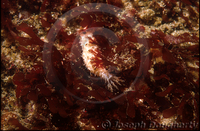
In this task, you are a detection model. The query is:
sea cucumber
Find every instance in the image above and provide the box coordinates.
[79,30,124,92]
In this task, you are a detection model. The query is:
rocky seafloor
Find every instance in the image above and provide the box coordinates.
[1,0,199,130]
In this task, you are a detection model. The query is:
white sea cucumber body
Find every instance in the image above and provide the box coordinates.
[79,32,122,92]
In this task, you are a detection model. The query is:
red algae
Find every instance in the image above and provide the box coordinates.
[1,0,199,130]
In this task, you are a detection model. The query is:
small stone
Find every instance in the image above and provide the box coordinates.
[138,9,155,22]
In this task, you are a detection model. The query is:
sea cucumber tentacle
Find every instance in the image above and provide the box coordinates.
[99,68,124,92]
[107,75,124,92]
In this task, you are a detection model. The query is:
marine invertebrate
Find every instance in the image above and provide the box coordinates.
[79,29,124,92]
